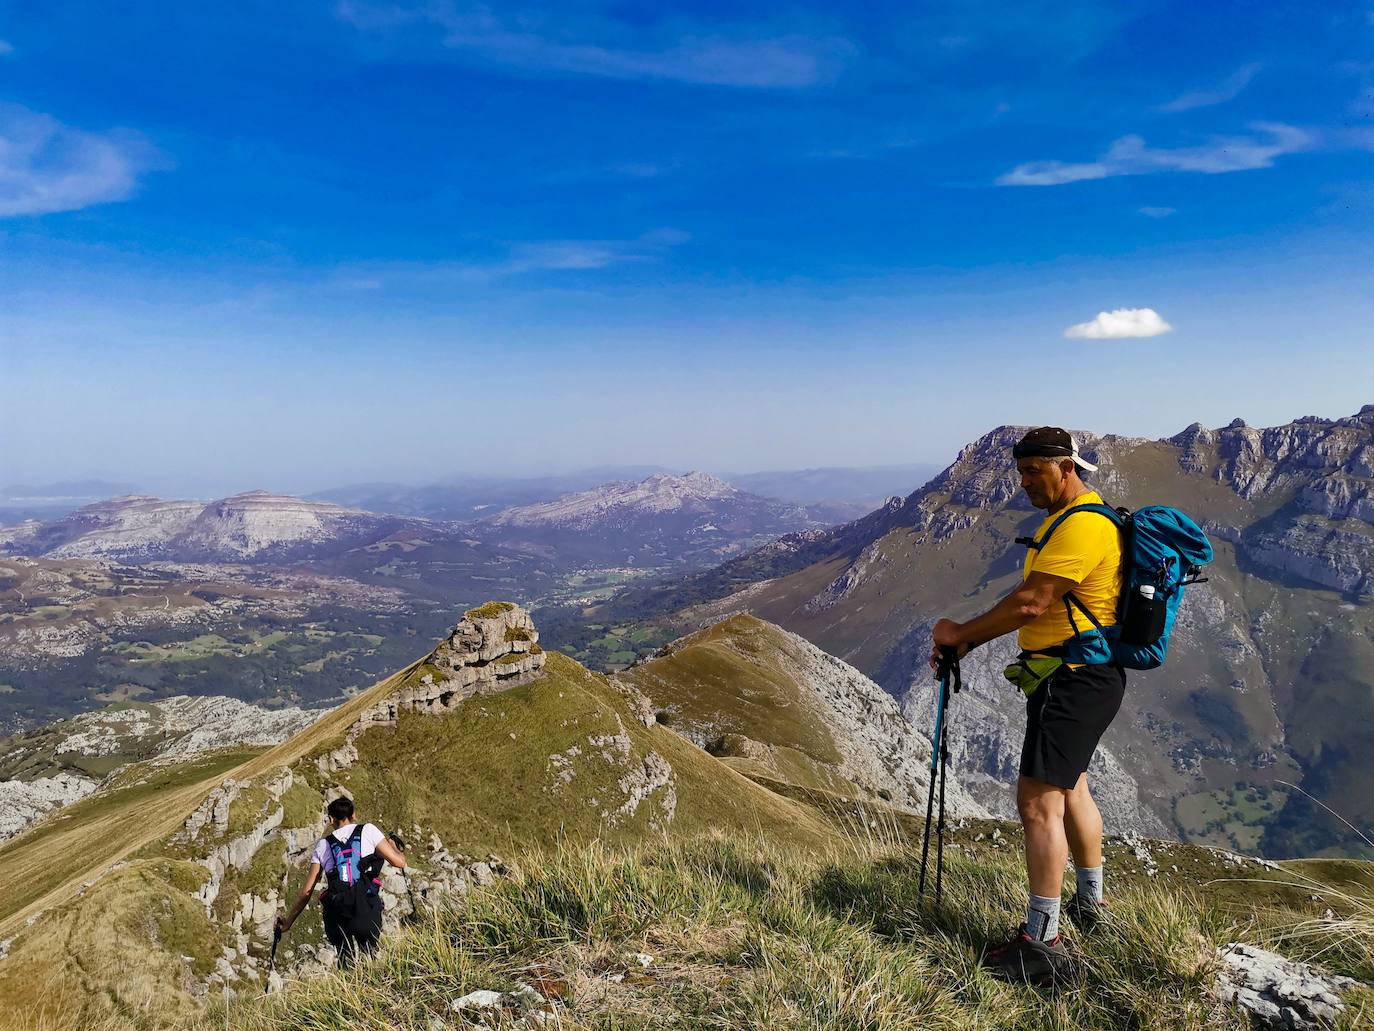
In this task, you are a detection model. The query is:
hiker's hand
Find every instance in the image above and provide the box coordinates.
[274,916,289,935]
[929,619,964,668]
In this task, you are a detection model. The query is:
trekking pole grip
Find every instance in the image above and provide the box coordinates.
[936,645,958,680]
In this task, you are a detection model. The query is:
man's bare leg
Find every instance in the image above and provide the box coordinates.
[1016,775,1069,940]
[1018,775,1069,896]
[1063,773,1102,868]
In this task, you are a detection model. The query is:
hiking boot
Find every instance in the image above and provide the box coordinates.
[981,924,1073,986]
[1065,893,1108,933]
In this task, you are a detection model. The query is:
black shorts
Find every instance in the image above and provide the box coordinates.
[1020,662,1126,789]
[323,894,384,969]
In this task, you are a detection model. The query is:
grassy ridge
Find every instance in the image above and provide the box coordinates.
[199,836,1374,1031]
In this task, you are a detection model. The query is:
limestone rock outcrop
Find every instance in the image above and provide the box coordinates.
[1214,942,1358,1029]
[320,603,546,773]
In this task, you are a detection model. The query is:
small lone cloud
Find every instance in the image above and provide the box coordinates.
[1138,206,1176,218]
[1064,308,1174,340]
[0,39,15,55]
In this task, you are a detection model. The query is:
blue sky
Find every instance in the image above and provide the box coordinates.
[2,1,1373,494]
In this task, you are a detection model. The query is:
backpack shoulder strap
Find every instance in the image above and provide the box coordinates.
[1016,503,1124,550]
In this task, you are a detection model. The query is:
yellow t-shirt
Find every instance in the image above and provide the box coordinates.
[1018,490,1123,653]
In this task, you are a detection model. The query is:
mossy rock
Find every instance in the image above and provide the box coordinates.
[466,601,516,620]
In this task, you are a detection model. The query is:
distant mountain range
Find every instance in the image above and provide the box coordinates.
[473,471,830,567]
[0,472,855,572]
[721,464,941,507]
[0,473,877,727]
[555,406,1374,858]
[312,464,935,522]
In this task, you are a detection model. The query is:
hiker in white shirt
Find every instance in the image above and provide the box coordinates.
[275,796,406,968]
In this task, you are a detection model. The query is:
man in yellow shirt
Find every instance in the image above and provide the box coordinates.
[930,426,1124,985]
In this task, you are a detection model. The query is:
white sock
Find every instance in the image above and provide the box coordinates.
[1026,894,1060,941]
[1075,865,1103,904]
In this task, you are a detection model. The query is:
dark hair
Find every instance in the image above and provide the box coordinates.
[326,796,355,822]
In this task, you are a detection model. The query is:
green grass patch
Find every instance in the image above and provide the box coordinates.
[466,601,516,620]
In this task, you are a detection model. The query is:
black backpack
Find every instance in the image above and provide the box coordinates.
[322,824,384,915]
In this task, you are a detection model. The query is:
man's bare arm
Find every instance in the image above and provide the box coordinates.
[276,862,321,933]
[931,571,1078,661]
[375,834,406,870]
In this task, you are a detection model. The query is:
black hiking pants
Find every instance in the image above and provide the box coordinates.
[322,895,384,969]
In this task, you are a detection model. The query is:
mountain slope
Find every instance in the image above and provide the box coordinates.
[615,613,984,817]
[0,604,860,1028]
[0,695,319,843]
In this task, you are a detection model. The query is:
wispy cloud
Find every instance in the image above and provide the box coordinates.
[337,2,852,88]
[998,123,1311,187]
[0,104,156,217]
[0,39,14,56]
[1064,308,1173,340]
[1156,63,1261,113]
[333,229,689,288]
[1138,206,1176,218]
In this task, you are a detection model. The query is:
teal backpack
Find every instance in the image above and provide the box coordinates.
[1018,504,1214,670]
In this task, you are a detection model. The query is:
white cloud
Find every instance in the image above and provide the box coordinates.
[337,2,852,88]
[1156,63,1261,113]
[1138,206,1176,218]
[0,105,153,217]
[1064,308,1174,340]
[998,123,1310,187]
[0,39,14,55]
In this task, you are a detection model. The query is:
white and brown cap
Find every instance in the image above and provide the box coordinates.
[1012,426,1098,472]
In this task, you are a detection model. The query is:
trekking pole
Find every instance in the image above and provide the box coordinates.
[265,925,281,994]
[919,646,961,903]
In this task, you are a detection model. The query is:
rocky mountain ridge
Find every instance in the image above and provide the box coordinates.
[489,471,749,527]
